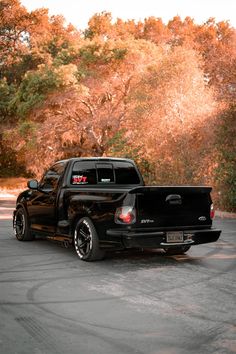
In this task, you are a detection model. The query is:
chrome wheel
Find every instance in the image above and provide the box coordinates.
[14,209,25,239]
[74,219,92,258]
[13,207,34,241]
[74,217,105,261]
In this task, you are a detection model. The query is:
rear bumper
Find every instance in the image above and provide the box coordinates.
[106,228,221,249]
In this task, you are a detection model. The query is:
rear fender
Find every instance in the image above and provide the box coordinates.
[68,205,93,236]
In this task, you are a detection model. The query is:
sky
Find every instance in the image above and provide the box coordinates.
[20,0,236,29]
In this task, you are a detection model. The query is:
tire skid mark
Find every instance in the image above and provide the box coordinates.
[1,216,236,353]
[22,287,236,349]
[0,271,108,282]
[50,318,145,354]
[1,296,121,306]
[186,324,228,349]
[182,312,236,332]
[0,258,80,272]
[0,248,199,274]
[24,282,146,354]
[1,240,234,293]
[145,262,236,297]
[5,243,232,343]
[117,242,236,297]
[3,220,236,324]
[25,279,154,335]
[210,284,236,297]
[0,264,81,274]
[2,302,159,337]
[16,316,62,353]
[1,229,231,273]
[22,295,163,337]
[23,241,235,301]
[0,251,61,258]
[22,260,235,336]
[142,260,236,298]
[50,321,194,352]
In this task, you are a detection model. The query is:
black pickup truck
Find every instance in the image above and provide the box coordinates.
[13,157,221,261]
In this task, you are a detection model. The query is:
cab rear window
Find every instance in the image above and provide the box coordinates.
[71,161,141,185]
[71,161,96,185]
[114,161,141,184]
[96,164,115,183]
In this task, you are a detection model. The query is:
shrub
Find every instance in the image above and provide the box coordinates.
[10,67,62,118]
[215,105,236,211]
[0,79,16,121]
[107,129,155,184]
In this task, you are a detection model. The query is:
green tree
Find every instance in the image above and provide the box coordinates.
[215,105,236,211]
[10,66,62,118]
[0,79,16,120]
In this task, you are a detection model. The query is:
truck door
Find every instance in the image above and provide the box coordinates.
[28,162,66,234]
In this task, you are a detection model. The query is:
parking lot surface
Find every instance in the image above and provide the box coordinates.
[0,198,236,354]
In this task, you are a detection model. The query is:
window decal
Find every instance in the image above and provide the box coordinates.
[72,175,88,184]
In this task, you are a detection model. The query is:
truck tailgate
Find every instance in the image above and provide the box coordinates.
[130,186,212,228]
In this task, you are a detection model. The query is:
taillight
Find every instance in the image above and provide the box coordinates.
[210,204,215,219]
[115,206,136,224]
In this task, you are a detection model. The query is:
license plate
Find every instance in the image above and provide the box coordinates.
[166,231,183,243]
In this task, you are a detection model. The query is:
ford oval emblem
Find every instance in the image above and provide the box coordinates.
[198,216,206,221]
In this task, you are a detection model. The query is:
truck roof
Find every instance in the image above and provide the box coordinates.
[56,157,135,164]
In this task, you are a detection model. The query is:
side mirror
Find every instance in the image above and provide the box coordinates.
[27,179,39,190]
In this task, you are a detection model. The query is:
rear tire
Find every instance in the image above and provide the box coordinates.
[74,217,105,261]
[13,207,34,241]
[164,245,191,255]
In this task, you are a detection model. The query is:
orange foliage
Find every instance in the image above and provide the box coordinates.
[0,2,235,204]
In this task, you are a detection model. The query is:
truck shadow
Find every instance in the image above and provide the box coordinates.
[105,248,200,265]
[21,236,224,270]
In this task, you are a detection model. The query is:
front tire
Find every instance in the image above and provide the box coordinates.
[74,217,105,261]
[13,207,34,241]
[164,245,191,255]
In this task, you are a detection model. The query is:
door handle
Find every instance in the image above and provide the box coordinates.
[165,194,182,205]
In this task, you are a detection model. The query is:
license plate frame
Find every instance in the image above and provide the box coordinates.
[166,231,184,243]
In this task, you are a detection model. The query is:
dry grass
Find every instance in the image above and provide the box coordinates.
[0,178,28,195]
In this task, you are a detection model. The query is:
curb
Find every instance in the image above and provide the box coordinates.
[0,193,16,199]
[215,210,236,219]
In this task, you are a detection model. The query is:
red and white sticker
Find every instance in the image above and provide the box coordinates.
[72,175,88,184]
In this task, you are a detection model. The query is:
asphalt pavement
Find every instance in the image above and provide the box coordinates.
[0,197,236,354]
